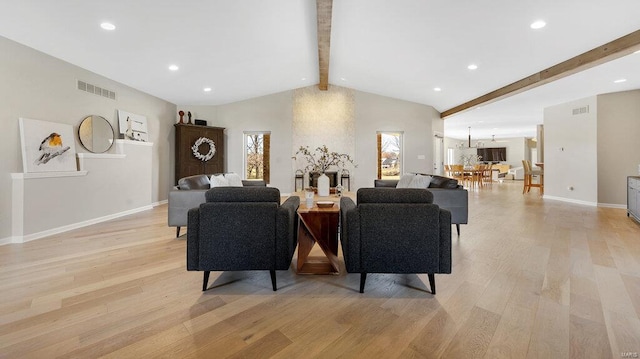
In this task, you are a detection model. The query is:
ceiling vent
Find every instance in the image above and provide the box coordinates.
[77,80,116,100]
[572,106,589,115]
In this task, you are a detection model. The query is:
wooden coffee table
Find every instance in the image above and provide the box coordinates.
[295,194,344,274]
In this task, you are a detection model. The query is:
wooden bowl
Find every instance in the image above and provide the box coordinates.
[316,201,334,208]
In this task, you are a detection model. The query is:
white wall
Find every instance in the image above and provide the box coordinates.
[597,90,640,206]
[544,96,598,205]
[183,90,294,192]
[181,87,438,193]
[444,136,529,169]
[353,91,438,190]
[12,141,153,241]
[0,36,176,243]
[0,34,441,242]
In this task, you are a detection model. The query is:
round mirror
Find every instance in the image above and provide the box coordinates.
[78,115,114,153]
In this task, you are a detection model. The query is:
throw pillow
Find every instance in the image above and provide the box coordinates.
[396,174,415,188]
[408,174,432,188]
[210,174,229,188]
[224,173,243,187]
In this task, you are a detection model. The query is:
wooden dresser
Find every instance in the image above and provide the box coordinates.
[174,123,225,184]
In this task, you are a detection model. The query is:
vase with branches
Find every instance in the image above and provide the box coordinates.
[293,145,357,174]
[460,153,482,167]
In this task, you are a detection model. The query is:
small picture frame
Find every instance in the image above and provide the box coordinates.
[117,109,149,141]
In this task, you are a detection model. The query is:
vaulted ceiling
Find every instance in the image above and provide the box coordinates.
[1,1,639,140]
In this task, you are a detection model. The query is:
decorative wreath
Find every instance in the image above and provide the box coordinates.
[191,137,216,162]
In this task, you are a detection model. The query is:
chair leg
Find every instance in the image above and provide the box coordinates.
[359,273,367,293]
[428,273,436,294]
[456,224,460,235]
[202,271,210,291]
[176,226,181,237]
[270,270,277,291]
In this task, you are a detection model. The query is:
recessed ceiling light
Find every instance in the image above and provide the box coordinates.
[340,77,347,81]
[467,64,478,70]
[168,64,179,71]
[614,78,627,83]
[433,87,442,92]
[100,22,116,31]
[530,20,546,29]
[301,77,306,81]
[203,87,212,92]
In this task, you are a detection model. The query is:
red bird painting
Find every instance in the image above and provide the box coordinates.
[35,132,70,165]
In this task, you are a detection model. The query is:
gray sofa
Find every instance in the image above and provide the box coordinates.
[340,188,452,293]
[168,174,266,237]
[374,174,468,235]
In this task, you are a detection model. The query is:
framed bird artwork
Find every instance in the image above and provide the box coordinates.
[19,118,78,173]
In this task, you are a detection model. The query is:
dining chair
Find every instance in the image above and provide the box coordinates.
[522,160,543,194]
[444,164,452,177]
[481,163,493,186]
[470,164,484,188]
[450,164,466,185]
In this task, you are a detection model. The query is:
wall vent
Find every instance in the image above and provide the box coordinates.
[77,80,116,100]
[572,105,589,115]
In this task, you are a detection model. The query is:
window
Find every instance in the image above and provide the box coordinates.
[377,132,402,179]
[244,132,270,183]
[447,148,455,165]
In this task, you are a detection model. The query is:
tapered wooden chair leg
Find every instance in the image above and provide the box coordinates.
[359,273,367,293]
[428,273,436,294]
[270,270,277,291]
[456,224,460,235]
[202,271,210,291]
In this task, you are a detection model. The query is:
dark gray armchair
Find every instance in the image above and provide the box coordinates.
[187,187,299,291]
[340,188,452,294]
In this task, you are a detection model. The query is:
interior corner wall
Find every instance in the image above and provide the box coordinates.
[597,90,640,206]
[543,96,598,205]
[0,35,176,241]
[353,90,436,190]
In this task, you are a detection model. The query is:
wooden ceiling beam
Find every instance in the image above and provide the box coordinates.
[316,0,333,91]
[441,29,640,119]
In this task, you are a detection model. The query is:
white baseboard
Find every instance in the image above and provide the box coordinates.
[153,199,168,207]
[0,236,14,246]
[597,203,627,209]
[543,195,597,207]
[8,205,154,245]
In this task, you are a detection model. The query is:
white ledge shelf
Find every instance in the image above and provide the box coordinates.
[11,171,88,180]
[115,139,153,147]
[77,153,126,159]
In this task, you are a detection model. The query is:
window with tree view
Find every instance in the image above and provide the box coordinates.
[244,132,270,183]
[377,132,402,179]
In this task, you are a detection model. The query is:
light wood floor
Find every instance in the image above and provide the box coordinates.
[1,181,639,358]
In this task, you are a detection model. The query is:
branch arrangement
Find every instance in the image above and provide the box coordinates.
[293,145,356,173]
